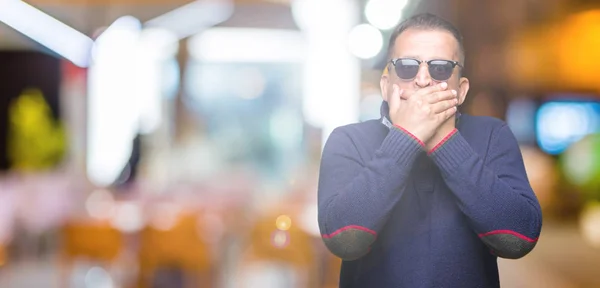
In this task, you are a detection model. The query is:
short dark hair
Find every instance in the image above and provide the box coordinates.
[386,13,465,64]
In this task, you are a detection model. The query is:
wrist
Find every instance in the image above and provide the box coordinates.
[393,124,426,147]
[426,127,457,152]
[426,133,444,151]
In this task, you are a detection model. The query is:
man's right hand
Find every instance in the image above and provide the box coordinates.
[389,82,458,144]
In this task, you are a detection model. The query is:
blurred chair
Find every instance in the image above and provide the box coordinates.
[237,210,318,288]
[0,243,6,268]
[136,212,214,288]
[59,220,125,287]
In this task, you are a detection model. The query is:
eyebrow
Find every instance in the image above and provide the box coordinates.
[398,55,421,59]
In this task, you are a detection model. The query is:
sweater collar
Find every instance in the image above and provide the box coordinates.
[379,101,462,129]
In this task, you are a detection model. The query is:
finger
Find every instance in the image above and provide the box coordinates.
[400,89,411,100]
[438,105,458,121]
[426,89,457,104]
[431,98,458,114]
[388,84,403,112]
[414,82,448,98]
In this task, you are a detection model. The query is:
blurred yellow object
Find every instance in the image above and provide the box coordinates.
[506,9,600,92]
[61,221,124,262]
[322,253,342,288]
[59,221,125,287]
[0,244,6,267]
[275,214,292,231]
[137,212,214,288]
[7,88,66,171]
[556,10,600,91]
[579,201,600,248]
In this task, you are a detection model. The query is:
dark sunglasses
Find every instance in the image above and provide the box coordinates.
[389,58,463,81]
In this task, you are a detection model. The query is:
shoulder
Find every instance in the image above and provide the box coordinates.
[458,114,509,138]
[333,119,383,137]
[458,114,518,155]
[324,119,386,154]
[459,114,506,130]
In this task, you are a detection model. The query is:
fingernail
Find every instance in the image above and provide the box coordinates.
[441,82,448,89]
[452,90,457,95]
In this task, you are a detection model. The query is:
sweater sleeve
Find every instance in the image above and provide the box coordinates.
[428,124,542,259]
[318,126,423,261]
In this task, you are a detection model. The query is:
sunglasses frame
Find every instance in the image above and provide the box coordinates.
[389,58,463,81]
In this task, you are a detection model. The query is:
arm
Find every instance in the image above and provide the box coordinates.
[429,124,542,259]
[318,125,423,261]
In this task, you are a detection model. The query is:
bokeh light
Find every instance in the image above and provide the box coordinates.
[149,202,181,231]
[110,202,144,233]
[536,102,600,155]
[275,215,292,231]
[364,0,408,30]
[561,133,600,199]
[580,201,600,248]
[348,24,383,59]
[520,146,559,211]
[271,230,290,249]
[85,189,116,220]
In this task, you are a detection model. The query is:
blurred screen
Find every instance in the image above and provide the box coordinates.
[536,96,600,155]
[506,98,538,145]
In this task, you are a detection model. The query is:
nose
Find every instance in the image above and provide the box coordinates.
[414,62,432,88]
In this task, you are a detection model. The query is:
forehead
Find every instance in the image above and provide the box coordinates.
[391,28,459,61]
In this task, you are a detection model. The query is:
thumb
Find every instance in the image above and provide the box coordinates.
[388,84,403,112]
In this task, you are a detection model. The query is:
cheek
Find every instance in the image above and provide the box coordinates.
[448,77,462,90]
[391,78,412,89]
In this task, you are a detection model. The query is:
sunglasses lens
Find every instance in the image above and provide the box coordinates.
[394,59,420,79]
[428,60,454,80]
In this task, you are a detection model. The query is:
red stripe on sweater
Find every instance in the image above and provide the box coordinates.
[478,230,538,243]
[393,125,425,147]
[428,128,458,155]
[322,225,377,239]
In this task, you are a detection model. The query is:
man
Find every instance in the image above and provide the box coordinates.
[317,13,542,287]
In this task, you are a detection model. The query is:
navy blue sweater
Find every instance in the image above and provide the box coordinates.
[317,102,542,287]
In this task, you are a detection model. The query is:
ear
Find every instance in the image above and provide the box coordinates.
[380,68,390,102]
[458,76,470,105]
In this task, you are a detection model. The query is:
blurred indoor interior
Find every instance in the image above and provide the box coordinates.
[1,0,600,287]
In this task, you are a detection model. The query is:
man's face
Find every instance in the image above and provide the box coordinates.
[381,28,469,105]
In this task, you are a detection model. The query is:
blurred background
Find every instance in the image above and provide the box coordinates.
[0,0,599,287]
